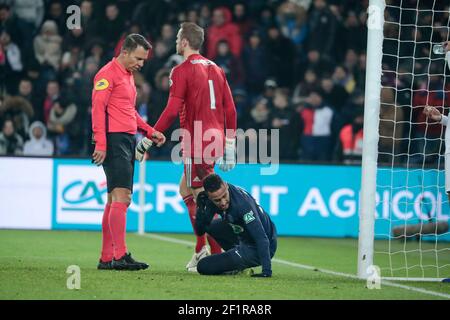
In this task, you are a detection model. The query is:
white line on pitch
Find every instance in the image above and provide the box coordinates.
[140,233,450,300]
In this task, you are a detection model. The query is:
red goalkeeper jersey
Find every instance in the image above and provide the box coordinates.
[91,58,155,151]
[154,53,237,158]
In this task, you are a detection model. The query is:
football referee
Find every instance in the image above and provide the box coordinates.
[91,34,166,271]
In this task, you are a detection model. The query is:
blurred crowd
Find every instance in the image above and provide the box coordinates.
[0,0,448,165]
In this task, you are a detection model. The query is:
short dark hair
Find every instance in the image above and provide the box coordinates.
[122,33,152,52]
[203,174,224,193]
[0,3,10,11]
[179,22,204,50]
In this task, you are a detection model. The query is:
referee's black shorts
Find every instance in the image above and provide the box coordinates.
[102,132,136,193]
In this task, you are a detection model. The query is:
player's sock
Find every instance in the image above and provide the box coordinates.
[183,194,206,253]
[109,202,128,260]
[207,234,222,254]
[100,203,113,262]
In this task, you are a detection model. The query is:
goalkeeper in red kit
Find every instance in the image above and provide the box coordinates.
[92,34,166,271]
[136,22,237,271]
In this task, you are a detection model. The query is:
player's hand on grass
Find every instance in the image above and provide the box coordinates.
[195,191,215,236]
[423,106,442,122]
[92,150,106,166]
[218,137,236,172]
[251,272,272,278]
[135,137,153,162]
[150,131,166,147]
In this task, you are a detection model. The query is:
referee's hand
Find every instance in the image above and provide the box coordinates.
[92,150,106,166]
[423,106,442,122]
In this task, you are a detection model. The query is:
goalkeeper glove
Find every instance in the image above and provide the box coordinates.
[135,137,153,162]
[218,137,236,172]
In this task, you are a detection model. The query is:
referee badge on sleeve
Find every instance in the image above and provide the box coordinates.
[95,78,110,91]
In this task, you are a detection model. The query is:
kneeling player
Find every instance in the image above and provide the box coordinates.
[194,174,277,277]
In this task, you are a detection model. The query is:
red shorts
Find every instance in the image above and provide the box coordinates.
[184,158,215,188]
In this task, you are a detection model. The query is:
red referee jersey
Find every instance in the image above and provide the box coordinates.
[154,53,237,158]
[91,58,155,151]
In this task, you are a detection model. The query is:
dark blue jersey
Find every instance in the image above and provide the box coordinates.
[217,184,277,274]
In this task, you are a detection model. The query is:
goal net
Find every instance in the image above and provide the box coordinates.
[359,0,450,281]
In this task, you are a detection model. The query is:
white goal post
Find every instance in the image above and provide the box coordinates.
[359,0,450,282]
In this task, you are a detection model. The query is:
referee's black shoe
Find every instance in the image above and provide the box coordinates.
[111,252,149,271]
[97,259,113,270]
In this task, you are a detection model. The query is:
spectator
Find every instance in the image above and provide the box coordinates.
[46,97,78,155]
[214,40,244,89]
[320,76,349,111]
[243,97,271,131]
[11,0,44,33]
[159,23,176,55]
[0,4,22,47]
[62,27,86,53]
[303,49,334,77]
[42,80,60,124]
[335,106,364,164]
[232,2,253,38]
[307,0,337,58]
[332,65,356,94]
[85,39,107,68]
[33,20,62,72]
[102,3,125,53]
[241,97,272,163]
[266,25,296,88]
[0,118,23,155]
[292,68,319,105]
[299,90,337,161]
[149,68,171,126]
[198,4,211,29]
[344,49,359,78]
[276,1,308,48]
[0,95,33,139]
[342,10,366,52]
[131,0,171,39]
[378,87,405,164]
[185,8,199,25]
[242,30,269,97]
[232,88,249,120]
[0,30,23,94]
[144,40,169,87]
[341,90,364,125]
[270,88,301,160]
[257,6,275,34]
[206,6,242,59]
[44,1,65,35]
[17,78,41,118]
[23,120,53,156]
[11,0,44,59]
[80,0,97,41]
[261,78,278,108]
[60,44,84,89]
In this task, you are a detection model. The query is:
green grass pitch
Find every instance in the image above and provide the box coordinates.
[0,230,449,300]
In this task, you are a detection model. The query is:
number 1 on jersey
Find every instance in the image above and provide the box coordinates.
[208,80,216,110]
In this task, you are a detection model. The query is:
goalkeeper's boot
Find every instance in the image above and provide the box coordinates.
[186,245,210,272]
[97,259,113,270]
[112,252,149,271]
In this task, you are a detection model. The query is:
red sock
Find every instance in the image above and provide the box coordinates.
[207,234,222,254]
[100,203,113,262]
[183,195,206,253]
[109,202,128,260]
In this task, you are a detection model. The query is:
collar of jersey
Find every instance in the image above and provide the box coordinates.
[186,53,202,61]
[112,57,131,75]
